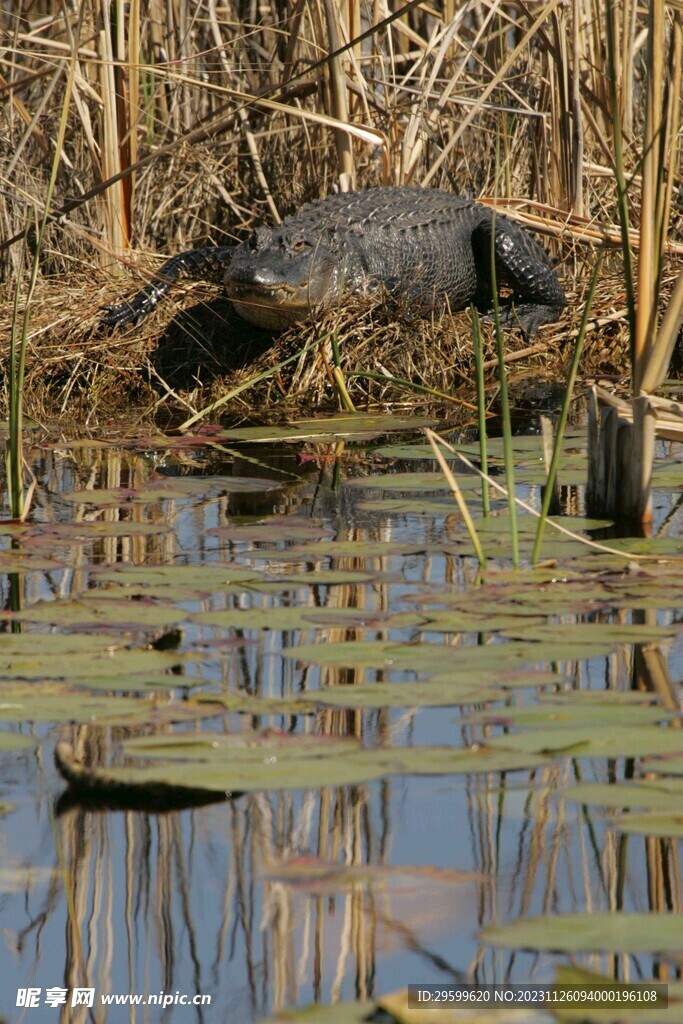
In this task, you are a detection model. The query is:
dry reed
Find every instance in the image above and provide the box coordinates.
[1,1,681,422]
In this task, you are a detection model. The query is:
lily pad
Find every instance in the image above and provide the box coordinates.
[207,518,333,543]
[315,679,506,708]
[500,622,680,644]
[482,912,683,953]
[0,690,155,724]
[486,725,683,759]
[94,564,264,590]
[465,705,675,729]
[565,780,683,810]
[345,472,481,492]
[378,988,553,1023]
[10,598,187,630]
[608,811,683,837]
[113,731,547,792]
[553,967,682,1023]
[0,645,182,680]
[192,606,401,631]
[0,731,35,750]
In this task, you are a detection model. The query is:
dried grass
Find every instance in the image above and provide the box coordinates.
[0,253,653,425]
[1,0,681,423]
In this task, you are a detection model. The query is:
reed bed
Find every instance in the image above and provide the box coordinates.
[1,0,682,422]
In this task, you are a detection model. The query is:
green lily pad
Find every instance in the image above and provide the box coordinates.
[608,811,683,837]
[10,598,187,630]
[0,690,154,723]
[315,680,506,708]
[566,780,683,810]
[113,731,546,793]
[207,518,333,543]
[358,497,480,516]
[482,912,683,953]
[284,639,616,673]
[94,564,264,591]
[554,966,682,1023]
[192,606,401,631]
[466,705,675,728]
[67,673,204,692]
[345,472,481,492]
[189,693,319,715]
[378,988,553,1023]
[0,731,35,750]
[486,725,683,759]
[501,622,680,644]
[0,645,182,680]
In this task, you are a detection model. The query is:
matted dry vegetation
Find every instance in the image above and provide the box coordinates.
[1,0,681,422]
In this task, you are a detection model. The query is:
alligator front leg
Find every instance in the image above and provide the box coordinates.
[100,246,235,329]
[472,213,565,335]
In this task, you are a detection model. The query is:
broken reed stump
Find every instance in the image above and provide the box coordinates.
[586,386,656,526]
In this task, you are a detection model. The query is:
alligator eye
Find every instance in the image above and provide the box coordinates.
[291,238,308,253]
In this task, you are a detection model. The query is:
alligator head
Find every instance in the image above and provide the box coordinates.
[225,226,342,329]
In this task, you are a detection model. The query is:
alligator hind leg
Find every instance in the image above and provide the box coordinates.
[100,246,235,329]
[472,213,565,335]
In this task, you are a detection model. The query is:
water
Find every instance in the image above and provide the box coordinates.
[0,419,681,1023]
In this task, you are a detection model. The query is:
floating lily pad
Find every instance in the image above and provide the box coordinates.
[259,540,440,560]
[284,639,615,673]
[207,517,333,542]
[0,731,35,750]
[67,672,203,692]
[0,552,66,572]
[500,622,680,644]
[358,497,482,516]
[421,612,547,633]
[314,680,506,708]
[371,443,461,461]
[0,689,154,724]
[565,780,683,810]
[465,704,675,729]
[62,486,190,506]
[0,644,182,680]
[553,966,682,1023]
[608,811,683,837]
[345,472,481,492]
[482,912,683,953]
[10,598,187,630]
[113,731,547,792]
[486,725,683,759]
[189,693,319,715]
[94,564,264,590]
[192,605,404,631]
[378,988,553,1024]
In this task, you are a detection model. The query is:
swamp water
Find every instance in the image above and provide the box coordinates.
[0,412,682,1023]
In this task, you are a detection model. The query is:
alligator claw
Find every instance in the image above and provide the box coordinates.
[99,302,144,331]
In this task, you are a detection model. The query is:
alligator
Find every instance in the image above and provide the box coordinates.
[101,186,564,336]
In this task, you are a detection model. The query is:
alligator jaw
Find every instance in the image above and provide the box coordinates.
[225,281,312,329]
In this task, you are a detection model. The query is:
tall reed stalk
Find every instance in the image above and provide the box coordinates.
[6,15,80,518]
[589,0,683,524]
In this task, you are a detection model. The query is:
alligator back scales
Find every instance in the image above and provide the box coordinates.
[101,187,564,335]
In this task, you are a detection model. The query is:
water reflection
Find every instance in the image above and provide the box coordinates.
[0,431,681,1021]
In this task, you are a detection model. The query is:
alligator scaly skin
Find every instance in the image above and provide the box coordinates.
[101,188,564,335]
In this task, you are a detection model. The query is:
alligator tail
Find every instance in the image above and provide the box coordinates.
[100,246,235,329]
